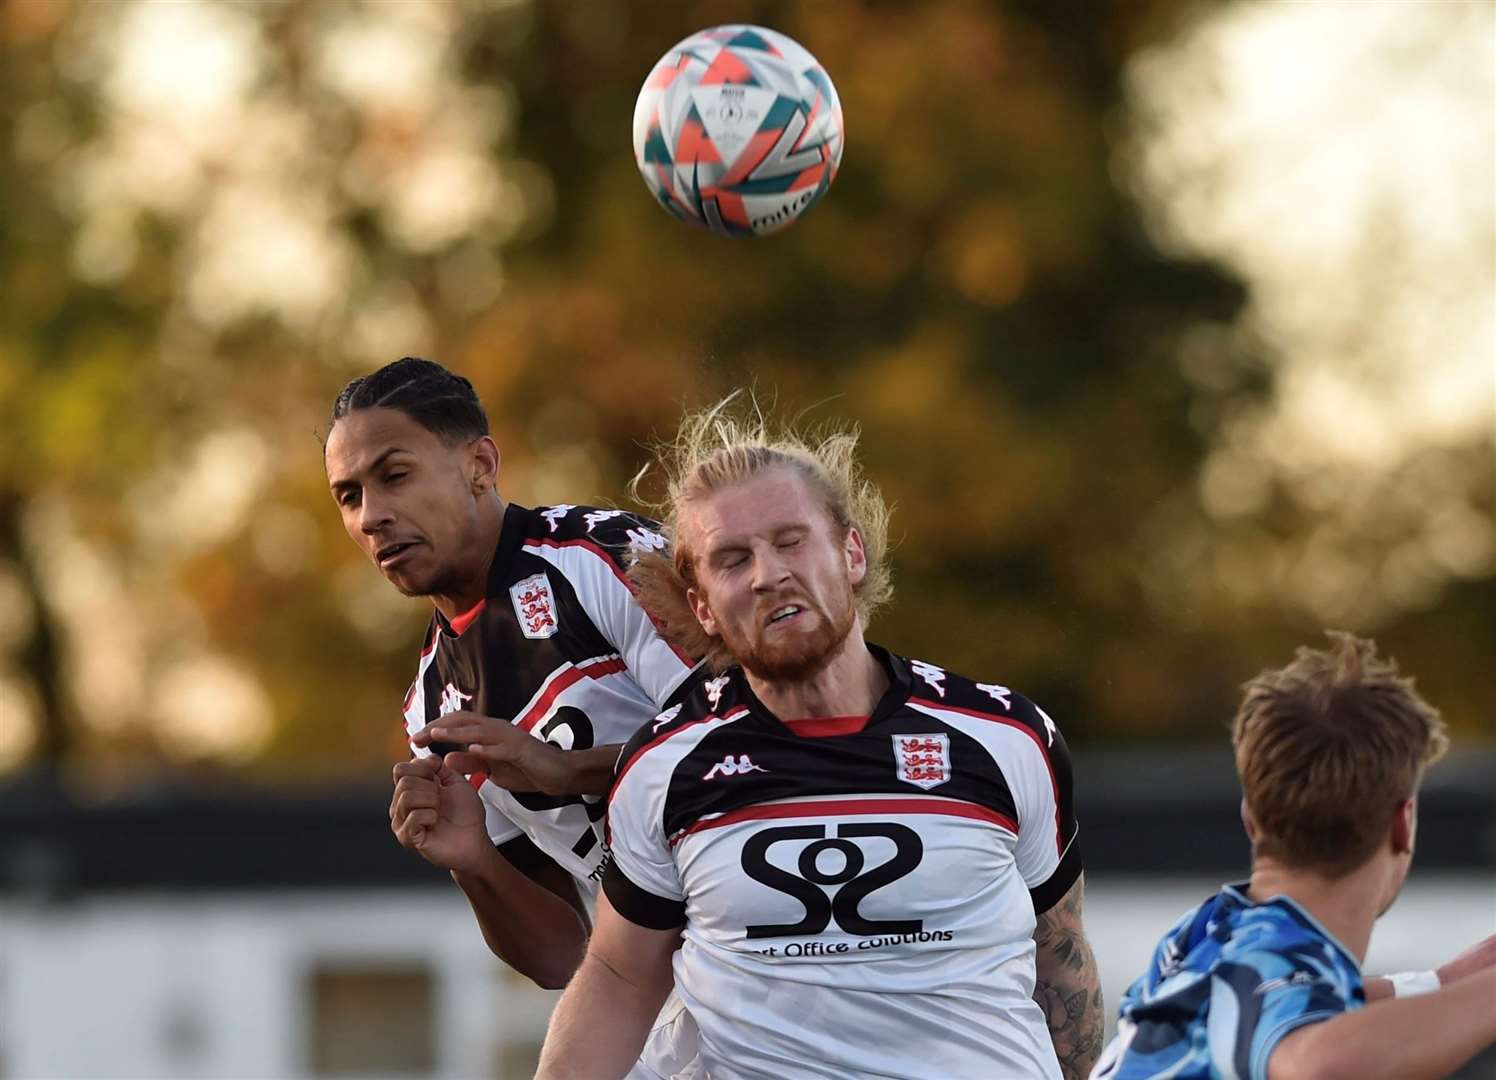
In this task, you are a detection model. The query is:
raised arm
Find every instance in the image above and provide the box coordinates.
[1032,872,1104,1080]
[1269,967,1496,1080]
[534,891,682,1080]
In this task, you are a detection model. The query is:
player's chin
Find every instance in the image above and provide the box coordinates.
[744,637,836,682]
[381,565,432,597]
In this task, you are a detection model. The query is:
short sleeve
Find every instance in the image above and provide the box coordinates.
[523,513,701,710]
[600,740,686,930]
[1206,947,1358,1080]
[592,536,702,709]
[1007,698,1082,913]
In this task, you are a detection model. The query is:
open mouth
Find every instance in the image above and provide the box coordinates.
[376,541,419,567]
[766,604,804,627]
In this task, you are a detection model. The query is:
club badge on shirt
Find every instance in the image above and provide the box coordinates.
[510,573,560,639]
[893,733,951,789]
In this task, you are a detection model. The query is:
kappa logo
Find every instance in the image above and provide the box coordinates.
[583,509,626,533]
[910,660,947,698]
[893,733,951,789]
[703,753,768,780]
[976,683,1012,710]
[704,675,730,711]
[651,704,683,732]
[438,682,472,717]
[509,573,560,639]
[540,505,576,533]
[627,527,668,553]
[1035,704,1058,747]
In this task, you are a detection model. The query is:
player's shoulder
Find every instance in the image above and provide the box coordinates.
[899,653,1059,744]
[524,504,668,560]
[529,503,663,544]
[610,702,690,796]
[1149,888,1350,1001]
[1223,897,1349,972]
[613,670,746,783]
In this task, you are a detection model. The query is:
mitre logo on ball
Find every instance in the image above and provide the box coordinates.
[632,24,844,237]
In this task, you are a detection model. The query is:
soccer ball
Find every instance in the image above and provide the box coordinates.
[632,25,844,237]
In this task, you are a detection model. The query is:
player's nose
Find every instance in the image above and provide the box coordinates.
[359,495,395,534]
[750,548,791,591]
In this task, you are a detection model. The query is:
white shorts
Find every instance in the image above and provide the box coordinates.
[624,992,703,1080]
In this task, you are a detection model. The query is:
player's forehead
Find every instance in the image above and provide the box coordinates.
[693,467,832,548]
[324,406,443,481]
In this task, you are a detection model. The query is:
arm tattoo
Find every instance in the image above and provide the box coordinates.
[1033,876,1105,1080]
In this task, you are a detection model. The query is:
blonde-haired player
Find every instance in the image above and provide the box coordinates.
[538,396,1104,1080]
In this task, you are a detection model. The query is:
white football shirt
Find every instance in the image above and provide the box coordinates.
[604,647,1081,1080]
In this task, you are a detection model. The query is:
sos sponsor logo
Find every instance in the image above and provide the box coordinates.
[739,822,953,951]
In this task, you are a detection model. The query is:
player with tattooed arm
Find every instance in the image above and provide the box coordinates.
[536,397,1104,1080]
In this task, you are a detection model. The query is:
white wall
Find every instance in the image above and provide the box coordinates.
[1,876,1490,1078]
[0,888,557,1080]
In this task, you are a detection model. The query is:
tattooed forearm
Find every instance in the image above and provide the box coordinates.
[1033,978,1104,1079]
[1033,874,1104,1080]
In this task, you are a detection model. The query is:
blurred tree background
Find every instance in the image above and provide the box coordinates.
[1,0,1490,788]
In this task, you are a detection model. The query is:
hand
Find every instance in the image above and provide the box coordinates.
[412,710,573,795]
[389,756,492,873]
[1438,933,1496,986]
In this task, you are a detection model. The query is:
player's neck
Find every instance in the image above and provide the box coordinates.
[745,627,888,721]
[1246,858,1385,965]
[430,494,506,621]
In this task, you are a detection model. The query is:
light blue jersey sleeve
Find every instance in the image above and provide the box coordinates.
[1225,941,1361,1080]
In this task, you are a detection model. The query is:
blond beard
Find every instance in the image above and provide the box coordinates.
[718,579,858,683]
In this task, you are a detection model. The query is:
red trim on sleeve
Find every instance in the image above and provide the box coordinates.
[515,657,629,732]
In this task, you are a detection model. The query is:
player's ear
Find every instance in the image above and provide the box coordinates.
[687,585,718,638]
[470,436,500,493]
[843,526,867,586]
[1239,799,1258,843]
[1390,797,1416,856]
